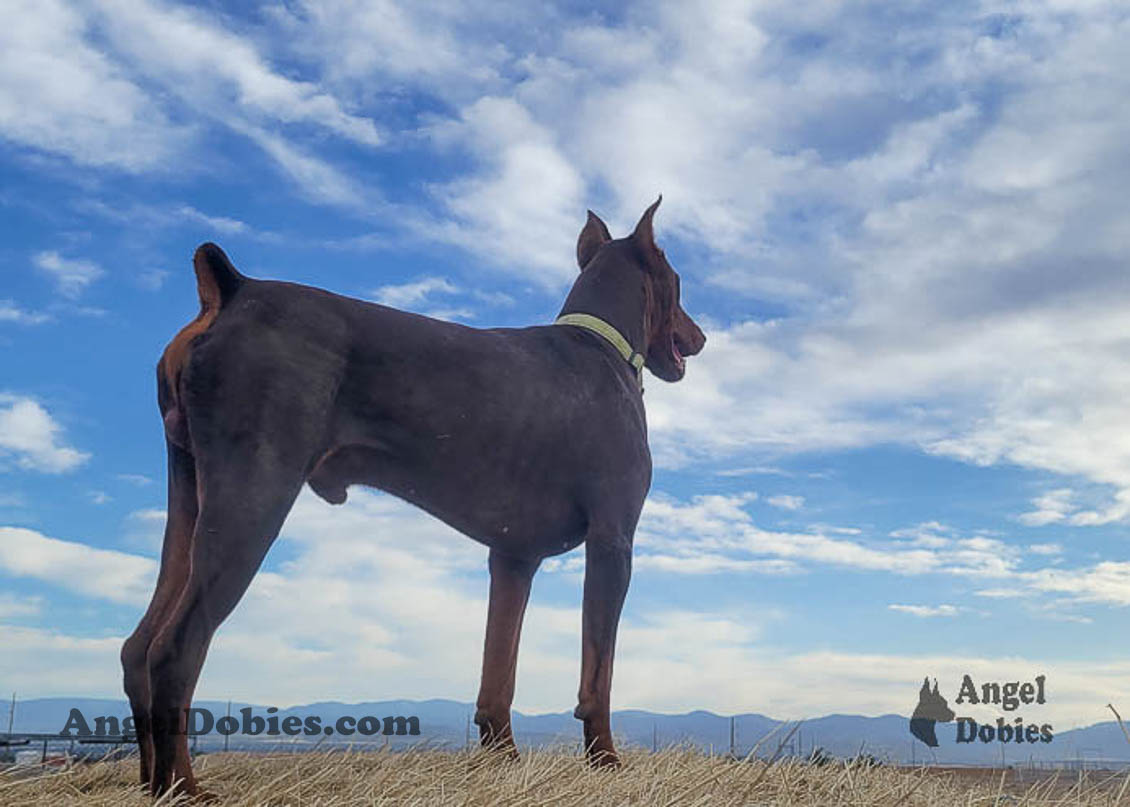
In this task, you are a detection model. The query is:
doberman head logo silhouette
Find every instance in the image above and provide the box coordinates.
[909,677,955,748]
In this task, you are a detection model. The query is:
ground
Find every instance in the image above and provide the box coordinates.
[2,748,1129,805]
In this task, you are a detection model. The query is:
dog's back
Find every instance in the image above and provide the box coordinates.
[157,244,651,549]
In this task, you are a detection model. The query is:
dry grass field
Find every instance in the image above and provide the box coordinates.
[2,747,1130,806]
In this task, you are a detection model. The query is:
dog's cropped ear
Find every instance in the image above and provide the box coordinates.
[577,210,612,269]
[630,195,663,264]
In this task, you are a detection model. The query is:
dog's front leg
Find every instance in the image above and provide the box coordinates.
[474,550,539,755]
[574,531,632,768]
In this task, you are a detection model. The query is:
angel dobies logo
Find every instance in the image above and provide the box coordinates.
[908,675,1053,748]
[910,678,954,747]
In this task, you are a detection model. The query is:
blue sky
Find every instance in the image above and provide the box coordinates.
[2,0,1130,729]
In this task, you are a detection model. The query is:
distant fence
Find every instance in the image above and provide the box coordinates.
[1,732,137,765]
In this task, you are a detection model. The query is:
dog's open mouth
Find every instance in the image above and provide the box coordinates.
[670,333,687,373]
[650,318,704,382]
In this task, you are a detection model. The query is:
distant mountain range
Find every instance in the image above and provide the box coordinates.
[5,698,1130,766]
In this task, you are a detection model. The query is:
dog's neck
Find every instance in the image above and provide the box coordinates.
[557,250,648,356]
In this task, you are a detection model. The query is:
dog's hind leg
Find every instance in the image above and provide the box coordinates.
[144,449,306,797]
[120,439,197,787]
[574,530,632,768]
[474,550,539,754]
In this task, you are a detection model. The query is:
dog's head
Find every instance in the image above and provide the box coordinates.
[576,197,706,382]
[912,678,955,723]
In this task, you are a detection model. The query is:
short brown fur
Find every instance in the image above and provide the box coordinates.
[124,202,706,798]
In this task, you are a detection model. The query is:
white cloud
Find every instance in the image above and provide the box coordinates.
[177,205,248,235]
[371,277,459,308]
[421,308,477,322]
[33,251,104,298]
[424,97,584,284]
[0,488,1125,723]
[1019,489,1075,527]
[470,289,516,307]
[272,0,516,95]
[890,522,954,549]
[0,625,126,697]
[0,593,42,619]
[634,554,798,576]
[0,527,156,605]
[974,588,1025,600]
[0,394,89,473]
[369,278,478,321]
[1021,562,1130,608]
[0,300,49,325]
[0,0,380,203]
[91,0,380,147]
[717,466,794,478]
[766,494,804,511]
[124,508,166,552]
[637,494,996,577]
[5,606,1127,727]
[0,0,182,170]
[236,123,365,207]
[637,493,1130,610]
[888,604,959,618]
[7,603,1130,728]
[137,269,170,291]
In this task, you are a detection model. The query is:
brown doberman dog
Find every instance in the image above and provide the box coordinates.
[121,198,705,796]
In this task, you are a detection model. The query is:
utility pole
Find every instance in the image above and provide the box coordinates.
[465,713,471,750]
[729,716,735,757]
[652,723,657,753]
[5,693,14,740]
[223,700,231,753]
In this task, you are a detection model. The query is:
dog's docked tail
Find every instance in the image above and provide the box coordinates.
[192,242,244,309]
[157,243,246,447]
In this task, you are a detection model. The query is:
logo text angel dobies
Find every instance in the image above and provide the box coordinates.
[909,675,1052,748]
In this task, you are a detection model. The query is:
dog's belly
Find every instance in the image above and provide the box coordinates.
[307,442,588,557]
